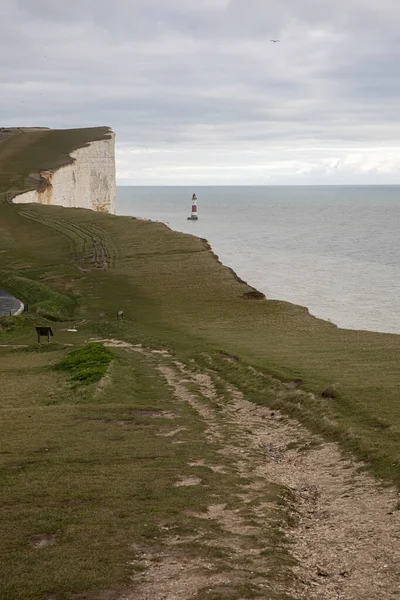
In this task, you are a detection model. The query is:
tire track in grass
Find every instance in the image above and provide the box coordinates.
[19,210,115,270]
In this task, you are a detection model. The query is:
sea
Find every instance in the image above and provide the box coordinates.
[116,186,400,335]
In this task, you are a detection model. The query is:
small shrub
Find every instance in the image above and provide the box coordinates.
[54,343,113,385]
[321,384,339,399]
[243,290,265,300]
[0,313,42,331]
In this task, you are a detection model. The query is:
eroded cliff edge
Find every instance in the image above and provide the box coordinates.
[0,126,116,213]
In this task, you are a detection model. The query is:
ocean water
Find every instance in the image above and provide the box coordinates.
[116,186,400,335]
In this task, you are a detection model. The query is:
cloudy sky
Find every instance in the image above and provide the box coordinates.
[2,0,400,184]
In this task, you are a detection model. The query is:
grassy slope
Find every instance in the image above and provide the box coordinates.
[0,127,112,202]
[1,202,400,480]
[1,202,400,598]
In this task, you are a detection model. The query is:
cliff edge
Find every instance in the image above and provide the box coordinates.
[0,126,116,213]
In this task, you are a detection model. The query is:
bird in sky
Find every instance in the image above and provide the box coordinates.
[270,39,280,43]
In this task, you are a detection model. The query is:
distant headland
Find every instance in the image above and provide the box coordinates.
[0,126,116,213]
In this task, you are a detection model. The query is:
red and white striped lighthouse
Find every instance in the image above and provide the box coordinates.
[187,193,198,220]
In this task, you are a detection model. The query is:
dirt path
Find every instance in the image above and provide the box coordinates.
[95,340,400,599]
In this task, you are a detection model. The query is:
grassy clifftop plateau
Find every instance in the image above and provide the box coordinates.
[0,126,113,203]
[1,202,400,599]
[1,202,399,480]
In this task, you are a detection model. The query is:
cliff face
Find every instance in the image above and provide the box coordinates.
[12,134,116,213]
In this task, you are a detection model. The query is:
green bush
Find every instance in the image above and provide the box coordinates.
[54,343,113,385]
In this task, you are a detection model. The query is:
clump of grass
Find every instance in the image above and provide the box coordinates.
[54,343,113,385]
[0,313,40,331]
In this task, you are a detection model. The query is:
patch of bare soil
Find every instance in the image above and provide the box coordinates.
[131,410,177,419]
[29,533,57,549]
[173,476,202,487]
[121,552,231,600]
[188,459,227,474]
[158,426,188,438]
[89,338,143,350]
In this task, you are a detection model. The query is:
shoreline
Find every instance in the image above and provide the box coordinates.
[141,217,267,299]
[130,215,400,337]
[117,183,400,337]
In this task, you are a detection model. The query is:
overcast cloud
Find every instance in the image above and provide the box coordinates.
[1,0,400,184]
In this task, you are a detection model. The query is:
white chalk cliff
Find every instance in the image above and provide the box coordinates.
[13,134,116,213]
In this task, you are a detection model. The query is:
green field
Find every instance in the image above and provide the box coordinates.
[1,200,399,599]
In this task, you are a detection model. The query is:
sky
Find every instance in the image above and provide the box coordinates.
[2,0,400,185]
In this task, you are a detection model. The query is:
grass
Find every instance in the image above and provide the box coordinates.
[1,199,400,597]
[0,348,205,598]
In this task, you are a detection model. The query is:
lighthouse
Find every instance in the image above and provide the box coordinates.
[187,193,198,220]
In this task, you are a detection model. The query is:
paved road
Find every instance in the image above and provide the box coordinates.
[0,289,23,317]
